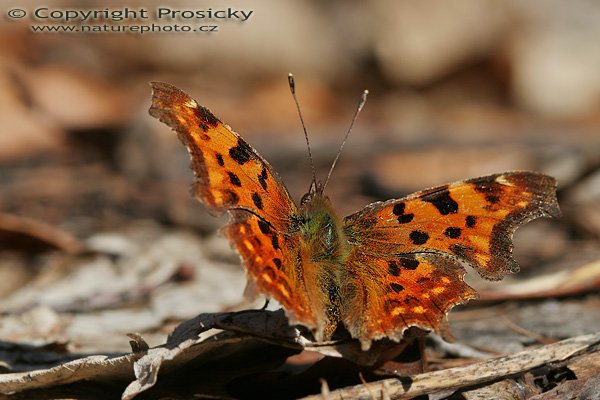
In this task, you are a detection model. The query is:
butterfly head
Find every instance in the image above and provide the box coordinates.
[297,180,340,240]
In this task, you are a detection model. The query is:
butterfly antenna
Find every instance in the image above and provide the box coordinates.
[288,73,317,189]
[322,89,369,192]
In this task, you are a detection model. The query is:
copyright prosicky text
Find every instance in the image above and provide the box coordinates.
[28,7,253,22]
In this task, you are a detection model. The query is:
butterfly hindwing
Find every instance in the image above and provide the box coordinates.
[341,253,477,349]
[224,211,317,327]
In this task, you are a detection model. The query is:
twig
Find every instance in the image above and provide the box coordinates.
[500,315,556,345]
[300,332,600,400]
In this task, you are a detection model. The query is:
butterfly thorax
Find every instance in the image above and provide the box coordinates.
[295,192,351,339]
[296,193,349,262]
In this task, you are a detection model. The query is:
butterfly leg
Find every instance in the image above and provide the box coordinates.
[260,299,270,310]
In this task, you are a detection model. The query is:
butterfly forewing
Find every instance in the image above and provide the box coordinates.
[344,172,560,278]
[150,82,296,230]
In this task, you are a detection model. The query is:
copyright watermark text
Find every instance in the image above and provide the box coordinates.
[6,6,254,34]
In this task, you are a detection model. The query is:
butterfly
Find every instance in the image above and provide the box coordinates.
[149,80,560,350]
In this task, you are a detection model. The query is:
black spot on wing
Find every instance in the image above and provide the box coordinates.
[392,203,406,216]
[486,195,500,204]
[466,215,476,228]
[327,282,339,305]
[409,230,429,245]
[397,214,414,223]
[444,227,462,238]
[223,190,239,205]
[421,188,458,215]
[391,201,415,223]
[400,257,419,270]
[229,139,253,165]
[257,219,271,234]
[271,235,280,250]
[273,258,282,269]
[228,172,241,187]
[388,260,401,276]
[252,192,263,210]
[216,153,224,167]
[390,283,404,293]
[194,106,220,127]
[258,168,268,190]
[472,179,503,206]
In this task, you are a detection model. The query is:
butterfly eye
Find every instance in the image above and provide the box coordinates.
[300,192,312,205]
[290,215,306,232]
[301,180,321,206]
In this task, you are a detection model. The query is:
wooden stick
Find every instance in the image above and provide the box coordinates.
[300,332,600,400]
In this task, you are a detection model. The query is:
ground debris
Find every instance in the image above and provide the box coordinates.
[0,311,598,399]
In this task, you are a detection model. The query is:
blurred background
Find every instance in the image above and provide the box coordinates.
[1,0,599,356]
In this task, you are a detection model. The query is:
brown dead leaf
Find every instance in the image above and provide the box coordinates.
[0,60,64,161]
[19,65,132,130]
[0,212,83,254]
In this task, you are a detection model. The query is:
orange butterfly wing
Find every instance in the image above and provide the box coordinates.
[149,82,317,327]
[342,172,560,349]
